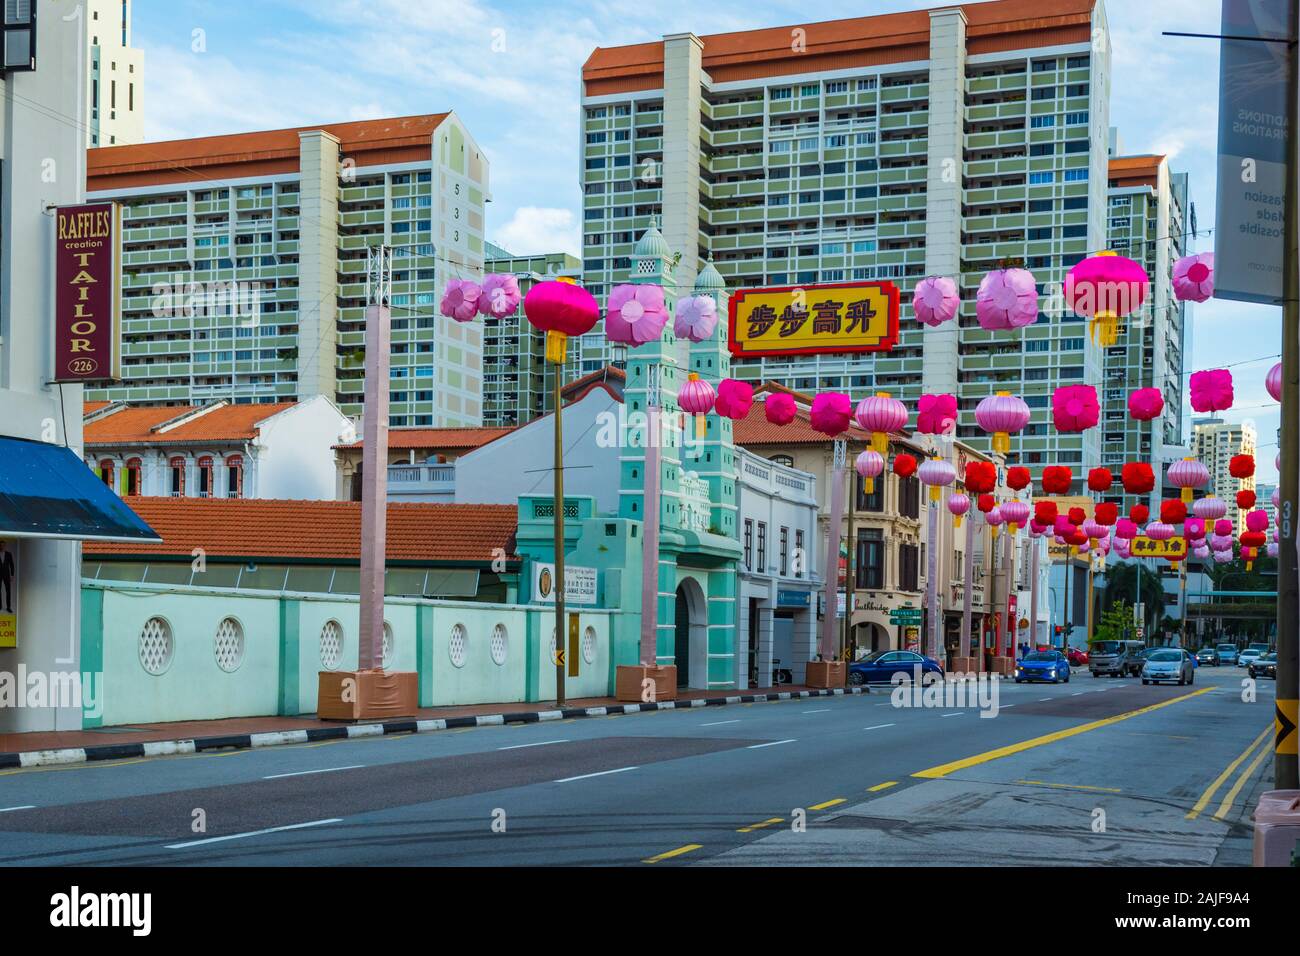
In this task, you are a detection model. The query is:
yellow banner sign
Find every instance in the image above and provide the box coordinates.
[0,539,15,648]
[728,281,899,357]
[1129,536,1188,558]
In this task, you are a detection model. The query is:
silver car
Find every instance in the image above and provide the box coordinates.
[1142,648,1195,686]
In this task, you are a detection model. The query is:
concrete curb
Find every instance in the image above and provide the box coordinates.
[0,686,866,769]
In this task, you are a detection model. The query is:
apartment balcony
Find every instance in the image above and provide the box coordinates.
[387,461,456,501]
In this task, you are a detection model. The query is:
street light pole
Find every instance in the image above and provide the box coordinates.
[552,360,566,707]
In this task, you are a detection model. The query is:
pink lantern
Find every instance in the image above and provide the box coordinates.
[605,283,669,346]
[1189,369,1234,413]
[855,392,908,453]
[1246,509,1269,534]
[1114,539,1132,558]
[524,280,600,363]
[912,275,959,327]
[1193,496,1227,522]
[986,505,1005,539]
[1115,518,1138,540]
[1030,519,1047,538]
[811,392,852,436]
[1193,544,1211,559]
[855,450,885,495]
[1127,387,1164,422]
[1167,457,1210,504]
[1054,516,1075,539]
[1214,518,1235,537]
[477,273,521,319]
[1267,362,1283,403]
[1082,519,1107,543]
[1184,518,1206,540]
[1051,385,1100,432]
[917,457,956,503]
[974,392,1031,455]
[1145,521,1174,542]
[948,492,971,529]
[1001,500,1030,534]
[764,392,796,426]
[678,373,716,440]
[714,379,754,420]
[440,278,482,323]
[916,393,958,436]
[1172,252,1214,303]
[673,295,719,343]
[1210,532,1234,552]
[1214,550,1233,564]
[976,268,1038,330]
[1268,541,1280,558]
[1065,252,1148,347]
[1273,487,1281,512]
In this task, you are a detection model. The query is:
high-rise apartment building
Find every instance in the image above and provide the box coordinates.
[86,0,144,147]
[482,243,584,426]
[1193,418,1257,535]
[580,0,1112,487]
[83,113,490,426]
[1102,147,1190,469]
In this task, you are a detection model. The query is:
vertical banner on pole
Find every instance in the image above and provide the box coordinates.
[821,441,847,660]
[960,513,975,665]
[640,366,661,667]
[927,501,940,663]
[358,248,391,673]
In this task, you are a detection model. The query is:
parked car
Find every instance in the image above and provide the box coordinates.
[1238,647,1265,668]
[847,650,942,685]
[1216,643,1239,666]
[1089,639,1145,677]
[1015,650,1071,684]
[1249,652,1277,679]
[1195,647,1219,666]
[1142,648,1195,685]
[1067,646,1090,666]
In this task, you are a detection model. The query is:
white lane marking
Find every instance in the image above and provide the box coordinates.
[1001,704,1016,708]
[0,805,36,812]
[498,739,569,751]
[166,818,342,849]
[747,739,797,749]
[263,765,363,780]
[701,719,740,727]
[863,723,895,731]
[940,712,963,718]
[1039,698,1052,701]
[555,766,639,783]
[1072,692,1084,696]
[802,708,831,714]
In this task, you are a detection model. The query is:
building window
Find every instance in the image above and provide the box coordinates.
[97,459,115,488]
[197,456,214,498]
[770,455,794,467]
[125,458,142,497]
[169,457,186,496]
[795,529,805,578]
[779,527,789,576]
[743,519,754,571]
[757,522,767,573]
[855,474,883,512]
[899,543,920,591]
[226,455,244,498]
[857,529,884,589]
[898,475,921,519]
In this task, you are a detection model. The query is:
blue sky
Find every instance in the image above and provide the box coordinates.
[130,0,1282,478]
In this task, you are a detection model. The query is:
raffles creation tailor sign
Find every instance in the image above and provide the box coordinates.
[728,281,899,357]
[54,202,122,383]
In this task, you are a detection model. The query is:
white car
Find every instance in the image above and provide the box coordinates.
[1237,647,1266,668]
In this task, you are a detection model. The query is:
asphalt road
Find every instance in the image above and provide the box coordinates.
[0,664,1277,866]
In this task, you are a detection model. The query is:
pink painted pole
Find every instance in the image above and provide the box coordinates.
[960,514,975,663]
[358,301,389,672]
[927,499,940,661]
[640,402,661,666]
[821,450,846,660]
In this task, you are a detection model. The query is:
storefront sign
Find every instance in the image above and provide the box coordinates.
[1213,0,1294,304]
[777,589,810,608]
[532,562,597,606]
[54,202,122,383]
[1129,536,1188,559]
[0,539,15,648]
[728,281,899,357]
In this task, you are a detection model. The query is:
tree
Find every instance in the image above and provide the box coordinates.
[1093,599,1135,642]
[1100,560,1163,637]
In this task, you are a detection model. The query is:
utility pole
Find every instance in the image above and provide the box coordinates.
[358,245,391,673]
[552,356,566,707]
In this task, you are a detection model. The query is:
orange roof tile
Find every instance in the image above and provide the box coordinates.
[583,0,1095,92]
[85,402,297,446]
[83,497,519,565]
[336,426,515,452]
[88,113,449,191]
[83,401,112,416]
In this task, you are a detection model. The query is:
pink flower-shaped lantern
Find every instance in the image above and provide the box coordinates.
[911,275,959,327]
[440,278,482,323]
[764,392,796,426]
[605,283,669,346]
[1172,252,1214,303]
[714,379,754,420]
[1051,384,1100,432]
[673,295,719,343]
[916,393,958,436]
[1189,369,1234,413]
[976,268,1038,330]
[477,273,521,319]
[811,392,852,437]
[1127,387,1164,422]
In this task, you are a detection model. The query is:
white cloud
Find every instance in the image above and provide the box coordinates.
[493,207,581,258]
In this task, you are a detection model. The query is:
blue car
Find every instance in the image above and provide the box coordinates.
[1014,650,1071,684]
[848,649,943,686]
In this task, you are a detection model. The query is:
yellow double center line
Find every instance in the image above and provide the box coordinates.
[1186,724,1273,821]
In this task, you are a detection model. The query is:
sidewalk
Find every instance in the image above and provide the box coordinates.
[0,683,866,769]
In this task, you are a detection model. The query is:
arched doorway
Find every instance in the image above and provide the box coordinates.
[674,577,708,689]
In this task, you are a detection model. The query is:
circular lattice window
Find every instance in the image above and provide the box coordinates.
[449,623,468,668]
[320,620,344,671]
[382,621,394,670]
[214,617,245,673]
[582,626,597,665]
[139,617,174,675]
[490,623,508,666]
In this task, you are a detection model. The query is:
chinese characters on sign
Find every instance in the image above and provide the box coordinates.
[1128,536,1188,559]
[54,202,122,383]
[728,281,900,357]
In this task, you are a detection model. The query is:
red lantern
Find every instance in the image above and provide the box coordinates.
[1095,502,1118,526]
[1237,489,1256,510]
[1130,504,1149,524]
[1229,454,1255,480]
[1241,530,1267,549]
[1034,501,1058,525]
[1067,527,1089,548]
[977,493,997,514]
[1087,467,1113,492]
[893,453,918,478]
[1160,499,1187,524]
[1068,506,1086,526]
[964,461,998,495]
[1006,466,1032,491]
[1121,461,1155,495]
[1041,466,1073,495]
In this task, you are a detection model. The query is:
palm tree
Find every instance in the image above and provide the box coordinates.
[1100,560,1164,638]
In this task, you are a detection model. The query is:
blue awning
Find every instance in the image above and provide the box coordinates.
[0,437,160,542]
